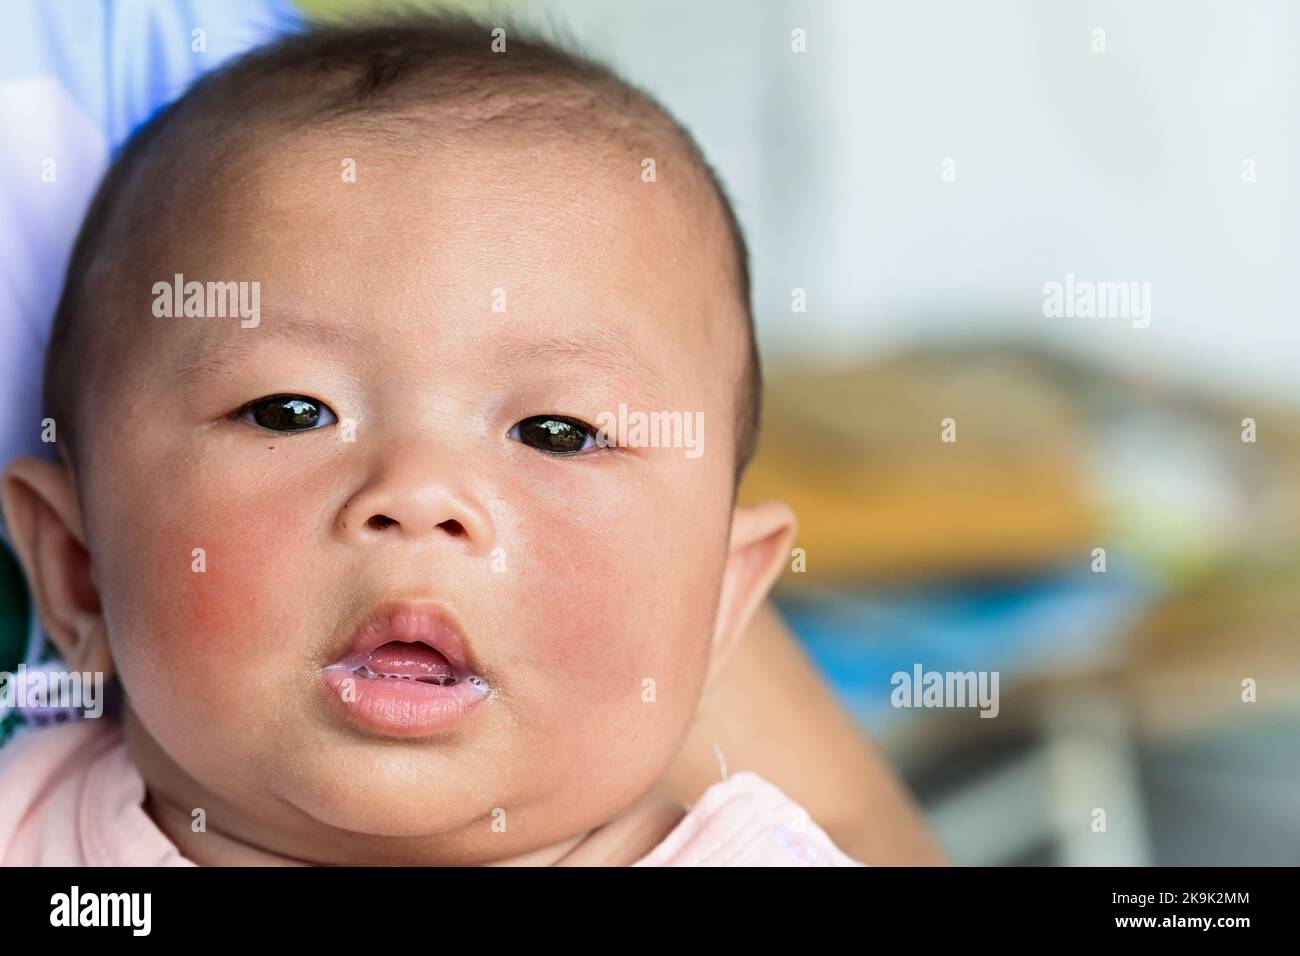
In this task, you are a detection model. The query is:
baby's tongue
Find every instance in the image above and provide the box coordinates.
[366,641,453,679]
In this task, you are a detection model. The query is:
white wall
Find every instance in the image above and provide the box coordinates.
[531,0,1299,404]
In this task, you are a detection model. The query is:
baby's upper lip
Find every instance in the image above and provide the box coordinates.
[331,600,476,673]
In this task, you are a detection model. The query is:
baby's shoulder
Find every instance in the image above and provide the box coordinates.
[633,771,865,867]
[0,716,117,778]
[0,718,124,864]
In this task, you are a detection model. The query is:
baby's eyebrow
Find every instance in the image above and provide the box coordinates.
[174,317,670,402]
[498,328,668,401]
[174,317,366,379]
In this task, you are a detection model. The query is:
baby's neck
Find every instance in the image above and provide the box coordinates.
[143,783,685,867]
[123,711,686,867]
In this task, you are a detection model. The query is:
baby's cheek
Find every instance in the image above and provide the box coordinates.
[505,491,720,733]
[115,496,300,721]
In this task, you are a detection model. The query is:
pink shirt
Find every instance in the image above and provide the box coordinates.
[0,719,864,867]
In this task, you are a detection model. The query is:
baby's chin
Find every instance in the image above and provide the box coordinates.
[223,701,678,860]
[272,743,502,842]
[263,744,634,864]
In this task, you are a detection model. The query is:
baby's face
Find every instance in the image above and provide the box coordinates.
[77,129,746,862]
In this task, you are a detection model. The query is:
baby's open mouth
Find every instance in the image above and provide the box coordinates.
[326,639,485,691]
[348,640,459,687]
[320,602,492,737]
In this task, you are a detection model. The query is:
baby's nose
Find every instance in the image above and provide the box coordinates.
[335,455,494,554]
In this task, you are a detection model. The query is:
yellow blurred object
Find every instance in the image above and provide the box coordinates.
[740,349,1100,585]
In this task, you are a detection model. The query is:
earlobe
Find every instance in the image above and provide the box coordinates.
[705,499,798,690]
[1,457,110,675]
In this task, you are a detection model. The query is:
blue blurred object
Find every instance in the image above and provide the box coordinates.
[778,561,1163,734]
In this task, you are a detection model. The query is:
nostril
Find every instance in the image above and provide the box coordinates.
[364,515,464,536]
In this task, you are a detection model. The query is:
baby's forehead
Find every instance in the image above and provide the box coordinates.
[124,142,727,361]
[232,124,723,246]
[147,125,740,339]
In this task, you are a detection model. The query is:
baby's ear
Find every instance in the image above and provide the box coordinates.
[1,457,111,676]
[705,499,797,689]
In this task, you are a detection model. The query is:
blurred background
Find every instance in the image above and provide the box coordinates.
[2,0,1297,865]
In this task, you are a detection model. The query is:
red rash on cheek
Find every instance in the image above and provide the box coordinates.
[505,502,707,692]
[133,505,292,702]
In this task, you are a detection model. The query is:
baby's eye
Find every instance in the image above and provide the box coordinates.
[239,394,338,432]
[510,416,599,455]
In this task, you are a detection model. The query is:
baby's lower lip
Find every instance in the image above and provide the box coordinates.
[321,663,490,738]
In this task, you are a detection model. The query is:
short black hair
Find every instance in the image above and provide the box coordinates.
[45,11,761,482]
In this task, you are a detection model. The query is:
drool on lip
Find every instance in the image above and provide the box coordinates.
[320,603,492,737]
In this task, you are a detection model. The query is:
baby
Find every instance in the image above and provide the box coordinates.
[0,14,860,866]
